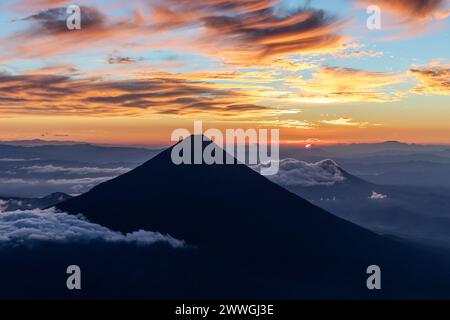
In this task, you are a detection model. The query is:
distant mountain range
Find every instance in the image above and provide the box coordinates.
[0,143,161,196]
[0,143,161,164]
[48,136,450,298]
[321,141,450,155]
[2,139,450,187]
[254,158,450,248]
[280,142,450,187]
[0,139,86,147]
[0,139,165,149]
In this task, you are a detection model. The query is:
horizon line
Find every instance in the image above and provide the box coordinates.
[2,138,450,148]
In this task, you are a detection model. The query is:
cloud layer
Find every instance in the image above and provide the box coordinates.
[369,191,388,200]
[0,176,113,196]
[320,117,371,128]
[0,0,446,141]
[0,176,113,186]
[253,158,346,187]
[0,72,273,117]
[409,63,450,95]
[23,165,130,175]
[356,0,448,21]
[150,0,347,64]
[3,2,348,66]
[0,207,184,247]
[287,66,402,103]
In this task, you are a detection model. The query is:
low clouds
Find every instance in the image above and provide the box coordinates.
[369,191,388,200]
[0,158,36,162]
[0,178,40,185]
[0,200,8,211]
[46,177,114,185]
[0,176,113,196]
[253,158,346,187]
[0,177,113,185]
[0,207,185,247]
[23,165,130,175]
[409,63,450,95]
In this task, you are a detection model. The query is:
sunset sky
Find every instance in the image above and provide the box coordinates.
[0,0,449,146]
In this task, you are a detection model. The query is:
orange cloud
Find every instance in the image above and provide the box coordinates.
[149,0,348,64]
[286,67,403,103]
[409,62,450,95]
[262,119,314,129]
[353,0,450,41]
[2,1,348,65]
[355,0,448,37]
[1,6,146,61]
[0,70,279,118]
[320,118,372,128]
[239,119,314,129]
[356,0,448,21]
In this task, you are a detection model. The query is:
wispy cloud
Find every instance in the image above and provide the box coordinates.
[355,0,448,21]
[320,117,372,128]
[254,119,314,129]
[23,165,130,175]
[354,0,449,36]
[0,158,39,162]
[0,176,113,186]
[149,0,348,64]
[3,2,349,66]
[3,6,145,61]
[409,62,450,95]
[11,0,71,13]
[22,6,105,35]
[106,51,145,65]
[0,71,275,117]
[287,66,403,103]
[46,177,114,185]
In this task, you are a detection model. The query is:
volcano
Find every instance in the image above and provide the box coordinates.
[55,136,450,298]
[57,137,384,252]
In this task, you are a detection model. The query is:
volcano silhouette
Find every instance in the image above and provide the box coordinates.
[57,136,384,251]
[56,136,450,298]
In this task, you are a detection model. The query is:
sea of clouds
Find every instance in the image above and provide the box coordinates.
[22,165,130,175]
[0,205,184,248]
[252,158,346,187]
